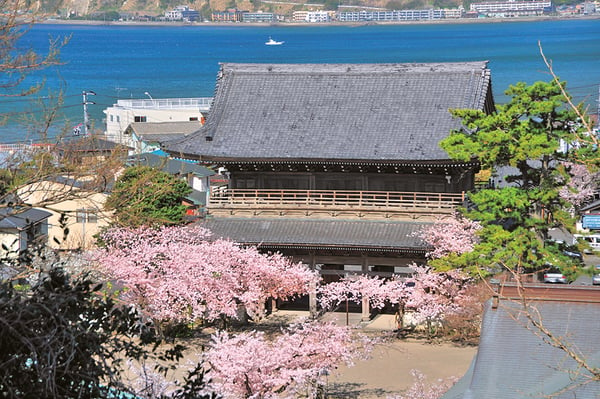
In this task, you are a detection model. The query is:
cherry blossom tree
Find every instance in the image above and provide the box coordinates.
[316,274,397,312]
[416,213,482,259]
[204,321,373,399]
[388,370,458,399]
[317,265,472,336]
[404,266,471,337]
[558,161,597,210]
[93,225,320,325]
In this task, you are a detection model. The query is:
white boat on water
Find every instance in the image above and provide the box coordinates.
[265,37,284,45]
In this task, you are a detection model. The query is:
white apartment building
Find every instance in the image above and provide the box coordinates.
[103,97,212,147]
[338,9,446,21]
[305,10,331,22]
[292,10,309,21]
[470,0,552,16]
[165,5,200,21]
[443,6,465,17]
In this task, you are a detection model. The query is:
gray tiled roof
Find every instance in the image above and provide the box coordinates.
[0,208,52,230]
[129,121,201,143]
[61,136,124,152]
[127,152,214,177]
[443,296,600,399]
[199,218,431,250]
[166,62,493,162]
[580,198,600,212]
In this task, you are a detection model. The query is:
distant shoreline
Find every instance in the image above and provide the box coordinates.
[41,14,600,28]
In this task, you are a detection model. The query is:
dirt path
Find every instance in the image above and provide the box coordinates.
[327,339,477,398]
[263,311,477,398]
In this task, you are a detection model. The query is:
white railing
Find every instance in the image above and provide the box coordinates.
[117,97,213,110]
[0,143,55,153]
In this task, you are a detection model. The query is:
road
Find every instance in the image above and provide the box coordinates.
[572,253,600,286]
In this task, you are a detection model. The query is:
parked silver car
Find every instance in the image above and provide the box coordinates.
[543,266,568,284]
[593,265,600,286]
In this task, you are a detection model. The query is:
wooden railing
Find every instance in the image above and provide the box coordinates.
[209,189,465,218]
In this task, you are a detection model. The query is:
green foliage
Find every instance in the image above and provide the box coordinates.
[91,10,121,20]
[0,267,220,398]
[403,0,428,8]
[106,165,192,227]
[432,0,458,8]
[442,80,582,189]
[200,2,212,19]
[386,0,428,9]
[0,268,153,397]
[435,79,592,279]
[386,0,404,9]
[323,0,339,10]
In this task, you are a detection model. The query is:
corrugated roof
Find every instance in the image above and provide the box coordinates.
[199,218,431,251]
[165,62,493,162]
[443,289,600,399]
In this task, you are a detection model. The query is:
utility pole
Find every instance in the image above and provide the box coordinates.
[597,84,599,127]
[82,90,96,136]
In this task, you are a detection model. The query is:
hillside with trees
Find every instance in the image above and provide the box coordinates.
[38,0,462,20]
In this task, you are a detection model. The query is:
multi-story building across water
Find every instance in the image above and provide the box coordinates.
[337,8,463,21]
[103,97,212,147]
[469,0,553,16]
[164,5,200,21]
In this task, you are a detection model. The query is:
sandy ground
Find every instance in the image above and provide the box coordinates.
[327,339,476,398]
[264,311,478,398]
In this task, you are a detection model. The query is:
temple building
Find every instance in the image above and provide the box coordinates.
[164,62,495,309]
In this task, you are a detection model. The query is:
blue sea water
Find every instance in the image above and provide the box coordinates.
[2,19,600,142]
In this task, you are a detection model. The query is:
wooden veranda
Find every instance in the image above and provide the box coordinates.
[208,189,466,220]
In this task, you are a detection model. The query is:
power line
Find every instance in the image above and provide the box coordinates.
[0,93,82,104]
[0,102,85,118]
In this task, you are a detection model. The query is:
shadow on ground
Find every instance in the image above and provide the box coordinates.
[326,381,398,398]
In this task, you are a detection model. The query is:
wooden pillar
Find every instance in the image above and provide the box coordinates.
[361,255,370,321]
[308,252,318,317]
[361,296,370,322]
[270,298,278,313]
[361,255,369,273]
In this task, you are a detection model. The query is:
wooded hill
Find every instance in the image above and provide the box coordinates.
[43,0,462,19]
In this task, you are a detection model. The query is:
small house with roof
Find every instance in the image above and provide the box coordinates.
[126,121,202,155]
[17,177,112,251]
[0,207,52,259]
[165,62,494,310]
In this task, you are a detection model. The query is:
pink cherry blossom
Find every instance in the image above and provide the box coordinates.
[558,161,597,208]
[318,265,471,330]
[387,369,458,399]
[416,213,482,259]
[92,226,320,323]
[204,321,374,398]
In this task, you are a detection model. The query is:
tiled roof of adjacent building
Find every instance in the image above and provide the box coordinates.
[165,62,493,163]
[443,284,600,399]
[129,121,201,144]
[126,152,214,177]
[0,207,52,229]
[199,218,431,252]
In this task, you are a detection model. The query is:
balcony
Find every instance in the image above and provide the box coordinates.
[116,97,213,111]
[208,189,465,220]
